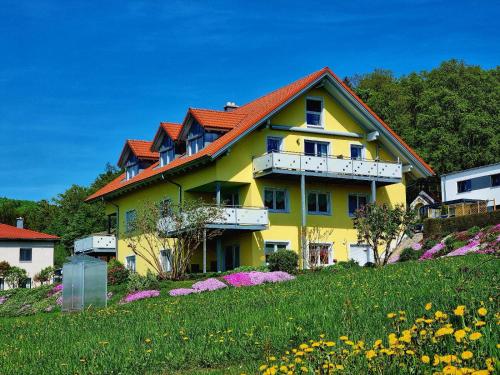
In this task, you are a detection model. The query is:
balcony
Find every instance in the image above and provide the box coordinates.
[158,206,269,234]
[253,152,402,183]
[74,235,116,254]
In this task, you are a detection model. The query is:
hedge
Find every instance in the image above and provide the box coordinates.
[423,210,500,239]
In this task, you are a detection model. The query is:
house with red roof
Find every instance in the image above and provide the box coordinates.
[86,67,434,274]
[0,219,58,289]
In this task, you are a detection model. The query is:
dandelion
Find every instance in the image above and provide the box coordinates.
[461,351,473,360]
[365,350,377,360]
[453,305,466,316]
[469,332,482,341]
[425,302,432,311]
[454,329,466,342]
[477,307,487,316]
[421,355,430,364]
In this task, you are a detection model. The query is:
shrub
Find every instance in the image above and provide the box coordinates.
[267,250,298,274]
[4,267,28,289]
[423,210,500,239]
[399,247,424,262]
[34,266,54,285]
[422,239,438,250]
[0,261,11,277]
[226,265,269,274]
[467,225,481,236]
[126,270,160,292]
[107,260,129,285]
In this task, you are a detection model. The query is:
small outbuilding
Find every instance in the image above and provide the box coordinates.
[62,255,107,312]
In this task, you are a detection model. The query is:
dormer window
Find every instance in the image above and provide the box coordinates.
[306,97,323,127]
[159,136,175,167]
[125,155,139,180]
[186,122,221,156]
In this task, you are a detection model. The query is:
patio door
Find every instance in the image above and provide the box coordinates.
[224,245,240,271]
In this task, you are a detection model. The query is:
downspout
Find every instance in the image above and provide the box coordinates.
[161,174,183,205]
[106,198,120,259]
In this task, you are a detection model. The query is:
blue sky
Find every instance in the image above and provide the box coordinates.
[0,0,498,201]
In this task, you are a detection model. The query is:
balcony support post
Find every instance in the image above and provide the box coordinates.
[215,182,221,206]
[203,229,207,274]
[216,238,223,272]
[371,180,376,203]
[300,174,307,269]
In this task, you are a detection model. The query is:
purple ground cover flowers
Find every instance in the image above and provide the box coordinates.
[121,290,160,303]
[192,278,227,292]
[419,242,445,260]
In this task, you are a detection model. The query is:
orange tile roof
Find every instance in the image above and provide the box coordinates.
[160,122,182,141]
[0,223,59,240]
[127,140,158,160]
[189,108,247,130]
[87,67,434,202]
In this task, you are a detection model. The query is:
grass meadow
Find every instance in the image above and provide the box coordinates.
[0,254,498,374]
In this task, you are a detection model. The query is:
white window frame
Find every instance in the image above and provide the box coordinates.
[305,96,324,128]
[307,191,331,215]
[266,136,283,153]
[125,255,136,272]
[308,242,334,267]
[349,142,365,160]
[348,193,369,217]
[264,241,290,263]
[304,139,330,156]
[263,187,289,213]
[159,249,172,272]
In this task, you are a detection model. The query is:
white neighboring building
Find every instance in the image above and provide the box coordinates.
[0,219,58,290]
[441,162,500,210]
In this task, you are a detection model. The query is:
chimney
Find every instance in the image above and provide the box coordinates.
[224,101,239,112]
[16,217,24,229]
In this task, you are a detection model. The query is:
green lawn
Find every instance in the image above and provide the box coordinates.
[0,255,498,374]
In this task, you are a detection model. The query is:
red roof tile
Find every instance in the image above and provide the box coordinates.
[127,140,158,160]
[87,67,434,202]
[0,223,59,240]
[160,122,182,141]
[189,109,246,130]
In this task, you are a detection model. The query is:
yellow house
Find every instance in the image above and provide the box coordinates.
[86,67,434,274]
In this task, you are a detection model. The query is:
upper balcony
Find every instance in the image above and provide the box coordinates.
[74,235,116,254]
[158,206,269,235]
[252,152,402,183]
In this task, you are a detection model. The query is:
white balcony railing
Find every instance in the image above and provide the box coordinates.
[253,152,402,180]
[74,235,116,254]
[158,206,269,233]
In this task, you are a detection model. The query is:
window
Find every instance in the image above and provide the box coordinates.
[126,255,136,272]
[187,122,205,156]
[160,148,175,167]
[21,278,32,289]
[350,144,364,160]
[20,248,32,262]
[264,188,288,212]
[126,163,139,180]
[304,140,329,156]
[491,174,500,187]
[222,192,239,206]
[0,278,4,291]
[264,242,289,263]
[107,213,117,234]
[160,250,172,272]
[267,137,283,153]
[306,98,323,126]
[308,191,330,214]
[125,210,137,232]
[348,194,368,216]
[309,243,333,267]
[457,180,472,193]
[159,199,172,218]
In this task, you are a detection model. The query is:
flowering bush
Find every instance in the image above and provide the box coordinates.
[0,296,7,305]
[47,284,63,297]
[419,242,446,260]
[259,304,497,374]
[169,288,200,297]
[121,290,160,304]
[192,278,227,292]
[224,271,295,287]
[412,242,423,251]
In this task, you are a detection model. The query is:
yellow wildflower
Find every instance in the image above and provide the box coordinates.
[144,338,152,344]
[279,365,288,372]
[433,354,440,366]
[406,350,415,355]
[425,302,432,310]
[259,365,268,371]
[339,336,348,341]
[299,344,308,350]
[373,339,382,348]
[453,305,466,316]
[300,367,308,373]
[325,341,335,347]
[469,332,482,341]
[421,355,430,364]
[366,350,377,360]
[454,329,466,342]
[440,354,458,364]
[435,327,454,337]
[475,320,486,327]
[387,313,396,319]
[335,365,344,370]
[461,351,473,360]
[442,365,458,374]
[477,307,487,316]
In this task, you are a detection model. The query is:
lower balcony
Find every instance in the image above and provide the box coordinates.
[158,206,269,235]
[74,235,116,255]
[253,152,402,183]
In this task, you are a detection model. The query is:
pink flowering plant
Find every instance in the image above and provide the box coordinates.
[121,290,160,304]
